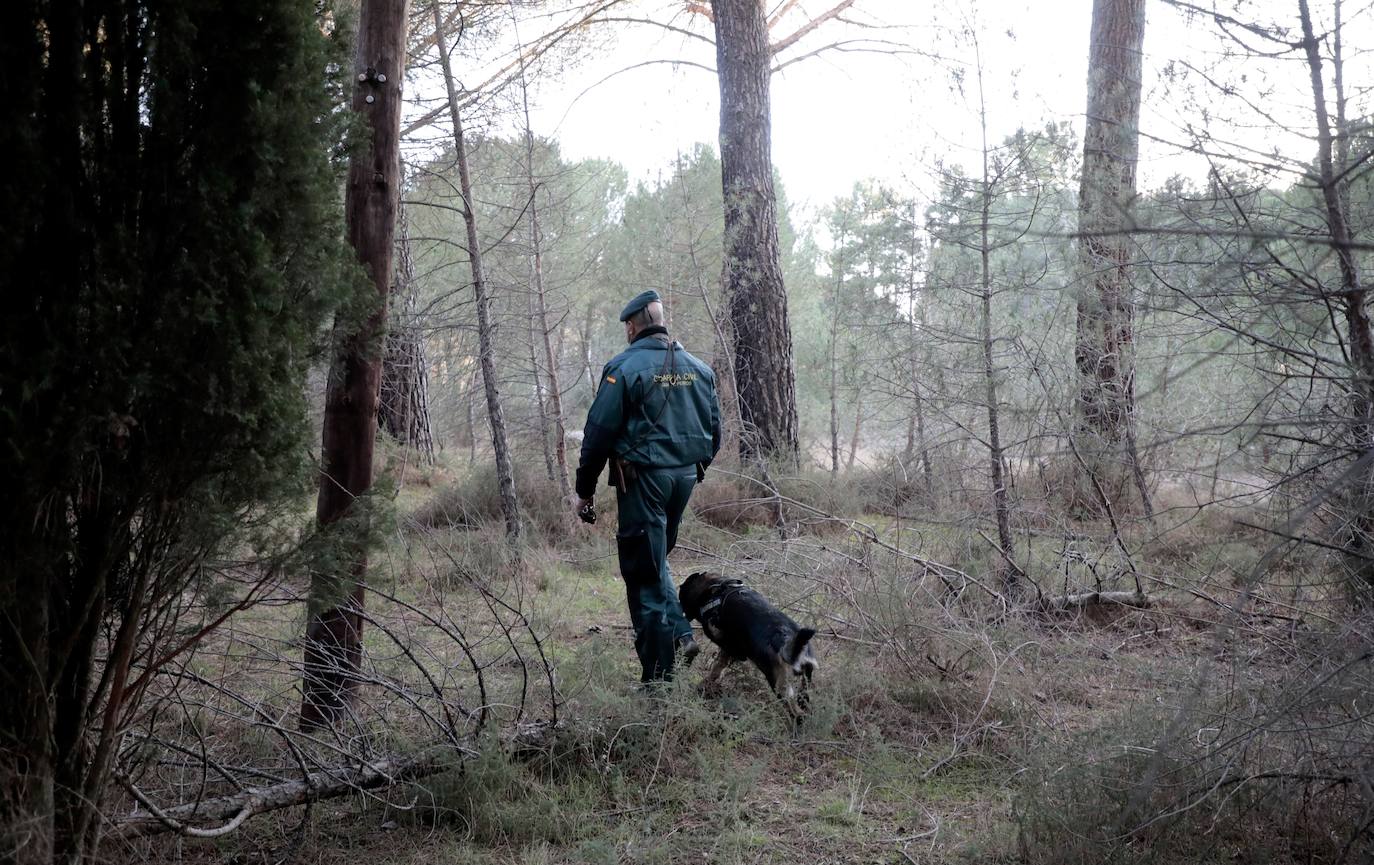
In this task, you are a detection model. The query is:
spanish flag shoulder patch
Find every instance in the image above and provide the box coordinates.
[606,375,617,384]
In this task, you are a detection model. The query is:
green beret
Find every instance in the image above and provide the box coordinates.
[619,290,661,322]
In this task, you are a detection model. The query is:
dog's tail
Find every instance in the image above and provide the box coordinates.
[787,628,818,673]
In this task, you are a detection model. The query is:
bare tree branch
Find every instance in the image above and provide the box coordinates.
[769,0,858,56]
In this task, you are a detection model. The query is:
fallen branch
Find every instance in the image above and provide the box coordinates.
[1039,590,1151,612]
[114,721,563,839]
[114,748,459,838]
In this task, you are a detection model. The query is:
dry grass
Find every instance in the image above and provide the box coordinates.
[107,462,1373,865]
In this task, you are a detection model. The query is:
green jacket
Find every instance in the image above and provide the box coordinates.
[575,327,721,499]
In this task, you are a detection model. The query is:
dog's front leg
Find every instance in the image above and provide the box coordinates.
[773,672,807,723]
[700,651,732,697]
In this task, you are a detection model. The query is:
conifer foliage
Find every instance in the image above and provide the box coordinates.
[0,2,356,861]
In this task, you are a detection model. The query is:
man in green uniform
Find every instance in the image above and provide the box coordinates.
[574,290,721,683]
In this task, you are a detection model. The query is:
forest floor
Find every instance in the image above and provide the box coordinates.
[118,459,1333,865]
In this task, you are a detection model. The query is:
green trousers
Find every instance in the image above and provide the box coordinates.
[615,465,697,682]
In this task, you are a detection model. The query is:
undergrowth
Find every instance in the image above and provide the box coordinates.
[118,457,1374,865]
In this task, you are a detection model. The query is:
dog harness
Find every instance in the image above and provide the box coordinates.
[696,578,747,627]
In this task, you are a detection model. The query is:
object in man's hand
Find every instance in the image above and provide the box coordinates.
[578,501,597,524]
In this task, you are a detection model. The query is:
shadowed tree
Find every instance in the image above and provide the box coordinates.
[0,0,357,858]
[301,0,411,731]
[1296,0,1374,582]
[379,201,436,462]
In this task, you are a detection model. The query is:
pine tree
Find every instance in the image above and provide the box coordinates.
[0,2,357,860]
[301,0,411,729]
[710,0,802,465]
[1074,0,1151,514]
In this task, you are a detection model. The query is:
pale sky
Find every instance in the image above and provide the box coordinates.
[530,0,1104,210]
[409,0,1372,215]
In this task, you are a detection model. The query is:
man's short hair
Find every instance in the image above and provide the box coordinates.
[630,301,665,328]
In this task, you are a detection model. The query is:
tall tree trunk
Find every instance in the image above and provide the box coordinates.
[1073,0,1148,510]
[467,366,479,466]
[977,61,1023,596]
[1332,0,1351,218]
[913,379,934,499]
[526,285,557,482]
[521,74,571,500]
[906,211,935,501]
[3,0,76,829]
[829,230,844,477]
[581,305,598,391]
[982,219,1020,595]
[710,0,800,465]
[1299,0,1374,583]
[433,1,522,541]
[301,0,409,731]
[2,0,74,837]
[846,403,862,472]
[379,202,435,462]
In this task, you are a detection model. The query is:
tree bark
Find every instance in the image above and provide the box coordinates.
[521,77,571,500]
[115,750,455,839]
[467,367,479,466]
[913,379,934,499]
[1299,0,1374,581]
[977,61,1023,596]
[1073,0,1148,509]
[908,226,935,500]
[846,403,862,472]
[829,225,845,477]
[302,0,409,731]
[710,0,800,465]
[114,720,560,840]
[378,202,435,462]
[433,1,522,541]
[904,210,921,477]
[527,288,557,482]
[982,209,1020,596]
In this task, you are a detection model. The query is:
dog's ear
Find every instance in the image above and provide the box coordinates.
[787,628,817,664]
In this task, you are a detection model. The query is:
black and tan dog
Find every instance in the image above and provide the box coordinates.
[678,572,818,718]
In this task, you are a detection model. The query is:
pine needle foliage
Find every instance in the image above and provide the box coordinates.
[0,1,362,861]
